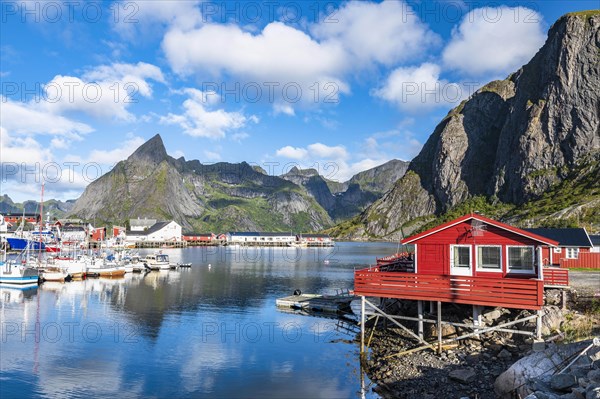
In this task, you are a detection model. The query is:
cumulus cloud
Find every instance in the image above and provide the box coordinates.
[442,6,546,76]
[87,136,147,164]
[275,146,308,160]
[311,0,440,66]
[373,63,469,111]
[307,143,348,159]
[160,88,258,139]
[1,97,93,138]
[42,62,165,121]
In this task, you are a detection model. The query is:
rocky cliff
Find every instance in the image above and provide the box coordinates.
[281,159,409,221]
[351,12,600,239]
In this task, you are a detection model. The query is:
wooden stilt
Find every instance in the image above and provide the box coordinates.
[429,301,434,314]
[536,309,543,340]
[417,300,424,340]
[360,296,366,354]
[437,301,442,354]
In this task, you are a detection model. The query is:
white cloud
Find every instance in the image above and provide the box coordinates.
[276,146,308,160]
[273,103,295,116]
[0,97,93,138]
[442,6,545,76]
[87,136,146,164]
[231,132,249,143]
[160,88,258,139]
[0,127,52,164]
[162,22,349,107]
[311,0,440,67]
[42,62,165,121]
[113,0,203,38]
[203,150,221,161]
[307,143,348,159]
[373,63,467,112]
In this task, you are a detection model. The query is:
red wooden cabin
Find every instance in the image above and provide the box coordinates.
[355,214,566,310]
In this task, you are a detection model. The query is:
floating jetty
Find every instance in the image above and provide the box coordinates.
[276,292,354,313]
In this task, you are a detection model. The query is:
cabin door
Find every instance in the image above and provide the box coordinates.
[450,245,472,276]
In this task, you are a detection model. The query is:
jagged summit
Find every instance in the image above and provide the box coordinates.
[128,134,168,164]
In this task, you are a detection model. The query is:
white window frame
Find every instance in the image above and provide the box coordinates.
[553,247,562,253]
[475,245,502,272]
[450,244,472,276]
[506,245,535,273]
[565,247,579,259]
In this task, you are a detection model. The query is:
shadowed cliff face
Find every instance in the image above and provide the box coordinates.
[360,13,600,238]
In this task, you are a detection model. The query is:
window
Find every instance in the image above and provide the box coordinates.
[507,246,534,272]
[451,245,471,269]
[566,248,579,259]
[477,246,501,271]
[553,248,562,253]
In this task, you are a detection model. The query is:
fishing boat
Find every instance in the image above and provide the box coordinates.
[143,252,171,270]
[0,260,40,285]
[85,255,125,277]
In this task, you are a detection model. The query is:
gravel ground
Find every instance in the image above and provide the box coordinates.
[568,270,600,296]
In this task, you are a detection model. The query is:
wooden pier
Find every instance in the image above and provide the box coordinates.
[276,292,354,313]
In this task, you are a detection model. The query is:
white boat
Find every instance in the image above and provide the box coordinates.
[0,260,39,285]
[46,256,87,279]
[143,253,171,270]
[84,255,126,277]
[40,267,69,282]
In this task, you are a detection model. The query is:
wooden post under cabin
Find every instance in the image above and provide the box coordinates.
[437,301,442,354]
[417,300,424,340]
[360,296,365,354]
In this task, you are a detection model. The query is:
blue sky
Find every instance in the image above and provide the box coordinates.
[1,0,597,201]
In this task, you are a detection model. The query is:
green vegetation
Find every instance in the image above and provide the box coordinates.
[567,9,600,22]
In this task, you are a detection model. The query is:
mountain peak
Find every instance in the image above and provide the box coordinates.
[128,134,168,164]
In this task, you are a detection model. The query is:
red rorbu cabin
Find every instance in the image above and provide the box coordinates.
[354,214,566,310]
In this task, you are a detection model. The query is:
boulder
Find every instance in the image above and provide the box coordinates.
[449,368,476,384]
[587,383,600,399]
[550,374,577,391]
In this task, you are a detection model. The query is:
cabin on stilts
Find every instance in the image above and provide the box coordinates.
[354,213,569,356]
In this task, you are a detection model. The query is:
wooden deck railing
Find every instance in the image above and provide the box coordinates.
[560,252,600,269]
[354,268,544,310]
[543,267,569,287]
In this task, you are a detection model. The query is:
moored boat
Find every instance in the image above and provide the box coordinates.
[0,260,40,285]
[144,253,171,270]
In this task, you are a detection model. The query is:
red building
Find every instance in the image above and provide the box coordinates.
[524,228,594,266]
[182,233,216,242]
[355,214,566,311]
[402,214,558,279]
[3,213,40,225]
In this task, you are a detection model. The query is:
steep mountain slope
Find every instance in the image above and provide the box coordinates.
[0,195,75,219]
[334,12,600,239]
[281,160,409,221]
[68,135,333,232]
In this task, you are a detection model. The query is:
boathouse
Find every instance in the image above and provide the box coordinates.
[354,214,569,355]
[2,213,40,225]
[298,233,333,246]
[125,221,182,242]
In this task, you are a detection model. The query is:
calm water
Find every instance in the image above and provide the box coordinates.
[0,242,398,399]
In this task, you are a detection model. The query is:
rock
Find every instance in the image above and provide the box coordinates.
[546,290,562,306]
[588,370,600,383]
[551,374,578,391]
[449,368,477,384]
[495,341,595,399]
[587,383,600,399]
[484,309,504,323]
[499,349,513,359]
[542,306,564,336]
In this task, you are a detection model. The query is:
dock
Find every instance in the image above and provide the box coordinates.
[276,292,355,313]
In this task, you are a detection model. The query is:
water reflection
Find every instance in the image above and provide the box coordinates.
[1,242,396,398]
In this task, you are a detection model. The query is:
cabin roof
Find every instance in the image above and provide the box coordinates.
[590,235,600,247]
[300,234,330,238]
[126,221,174,236]
[401,214,559,246]
[524,228,593,248]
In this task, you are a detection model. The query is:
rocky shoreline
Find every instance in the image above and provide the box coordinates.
[360,290,600,399]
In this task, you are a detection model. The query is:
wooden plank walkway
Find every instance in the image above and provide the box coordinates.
[276,293,354,313]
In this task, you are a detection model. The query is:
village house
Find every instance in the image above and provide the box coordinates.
[182,233,216,243]
[524,227,594,266]
[125,221,182,242]
[297,233,333,246]
[591,235,600,253]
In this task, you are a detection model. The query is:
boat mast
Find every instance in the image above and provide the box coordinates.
[38,183,44,263]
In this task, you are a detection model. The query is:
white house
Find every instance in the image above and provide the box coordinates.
[226,232,295,245]
[591,235,600,253]
[0,214,7,234]
[126,221,182,242]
